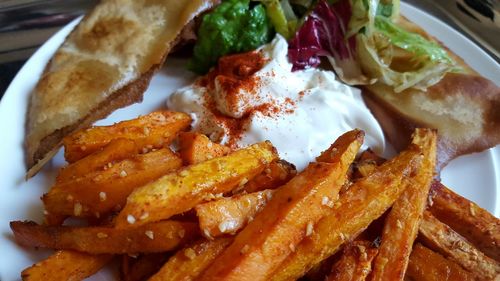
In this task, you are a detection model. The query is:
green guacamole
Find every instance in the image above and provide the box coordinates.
[188,0,273,74]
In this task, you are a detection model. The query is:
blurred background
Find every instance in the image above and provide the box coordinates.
[0,0,498,100]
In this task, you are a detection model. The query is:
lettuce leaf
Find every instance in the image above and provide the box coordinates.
[356,15,456,92]
[288,0,456,91]
[258,0,299,39]
[348,0,379,37]
[375,16,452,65]
[288,0,371,84]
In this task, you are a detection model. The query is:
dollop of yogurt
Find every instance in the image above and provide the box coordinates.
[168,35,385,170]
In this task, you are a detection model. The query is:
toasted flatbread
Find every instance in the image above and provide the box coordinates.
[25,0,218,177]
[362,17,500,170]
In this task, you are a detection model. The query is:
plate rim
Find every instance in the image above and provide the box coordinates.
[0,2,499,280]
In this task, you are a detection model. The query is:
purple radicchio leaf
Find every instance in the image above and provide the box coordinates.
[288,0,370,85]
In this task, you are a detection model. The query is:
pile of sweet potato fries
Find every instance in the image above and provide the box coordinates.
[10,111,500,280]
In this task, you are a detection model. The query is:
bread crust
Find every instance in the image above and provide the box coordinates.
[25,0,218,177]
[26,65,157,178]
[362,16,500,171]
[363,73,500,171]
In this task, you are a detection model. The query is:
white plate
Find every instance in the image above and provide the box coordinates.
[0,2,499,280]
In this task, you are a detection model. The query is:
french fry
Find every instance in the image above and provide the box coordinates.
[178,131,295,194]
[149,237,233,281]
[315,129,364,164]
[20,250,112,281]
[199,130,363,281]
[326,240,378,281]
[270,146,422,281]
[57,138,139,183]
[371,129,437,281]
[43,148,182,219]
[429,181,500,261]
[194,134,365,239]
[195,189,275,238]
[10,220,198,254]
[352,148,386,179]
[114,141,278,228]
[121,253,169,281]
[406,244,475,281]
[63,111,191,162]
[357,148,385,164]
[236,160,296,194]
[178,132,231,165]
[418,211,500,280]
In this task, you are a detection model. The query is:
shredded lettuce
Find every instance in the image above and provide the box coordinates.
[376,0,399,19]
[357,33,452,92]
[287,0,457,91]
[258,0,300,39]
[348,0,379,37]
[374,16,453,65]
[355,15,456,92]
[288,0,371,84]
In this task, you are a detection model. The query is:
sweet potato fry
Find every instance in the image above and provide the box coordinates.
[178,132,231,165]
[406,244,475,281]
[270,146,422,281]
[418,211,500,280]
[10,220,198,254]
[196,189,274,238]
[114,141,278,228]
[63,111,191,162]
[121,253,169,281]
[21,250,112,281]
[57,138,139,183]
[371,129,436,281]
[326,241,378,281]
[357,148,386,164]
[316,129,364,164]
[236,160,296,194]
[149,237,233,281]
[43,148,182,219]
[352,148,386,179]
[199,130,363,281]
[429,181,500,261]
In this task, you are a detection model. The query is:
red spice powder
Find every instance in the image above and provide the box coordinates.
[197,50,299,148]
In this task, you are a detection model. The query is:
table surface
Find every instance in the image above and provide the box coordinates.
[0,0,498,100]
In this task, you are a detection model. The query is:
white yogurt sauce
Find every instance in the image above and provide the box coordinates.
[168,35,385,170]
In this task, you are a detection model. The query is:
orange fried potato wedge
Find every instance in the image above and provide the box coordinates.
[114,141,278,228]
[429,181,500,262]
[270,146,423,281]
[199,131,363,281]
[236,160,296,194]
[21,250,112,281]
[406,244,475,281]
[149,237,233,281]
[43,148,182,220]
[57,138,139,183]
[195,189,274,238]
[418,211,500,280]
[371,128,437,281]
[316,129,365,164]
[63,111,191,163]
[10,220,197,254]
[326,240,378,281]
[178,132,231,165]
[121,253,169,281]
[352,148,386,179]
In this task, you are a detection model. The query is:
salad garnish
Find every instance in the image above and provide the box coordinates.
[191,0,458,92]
